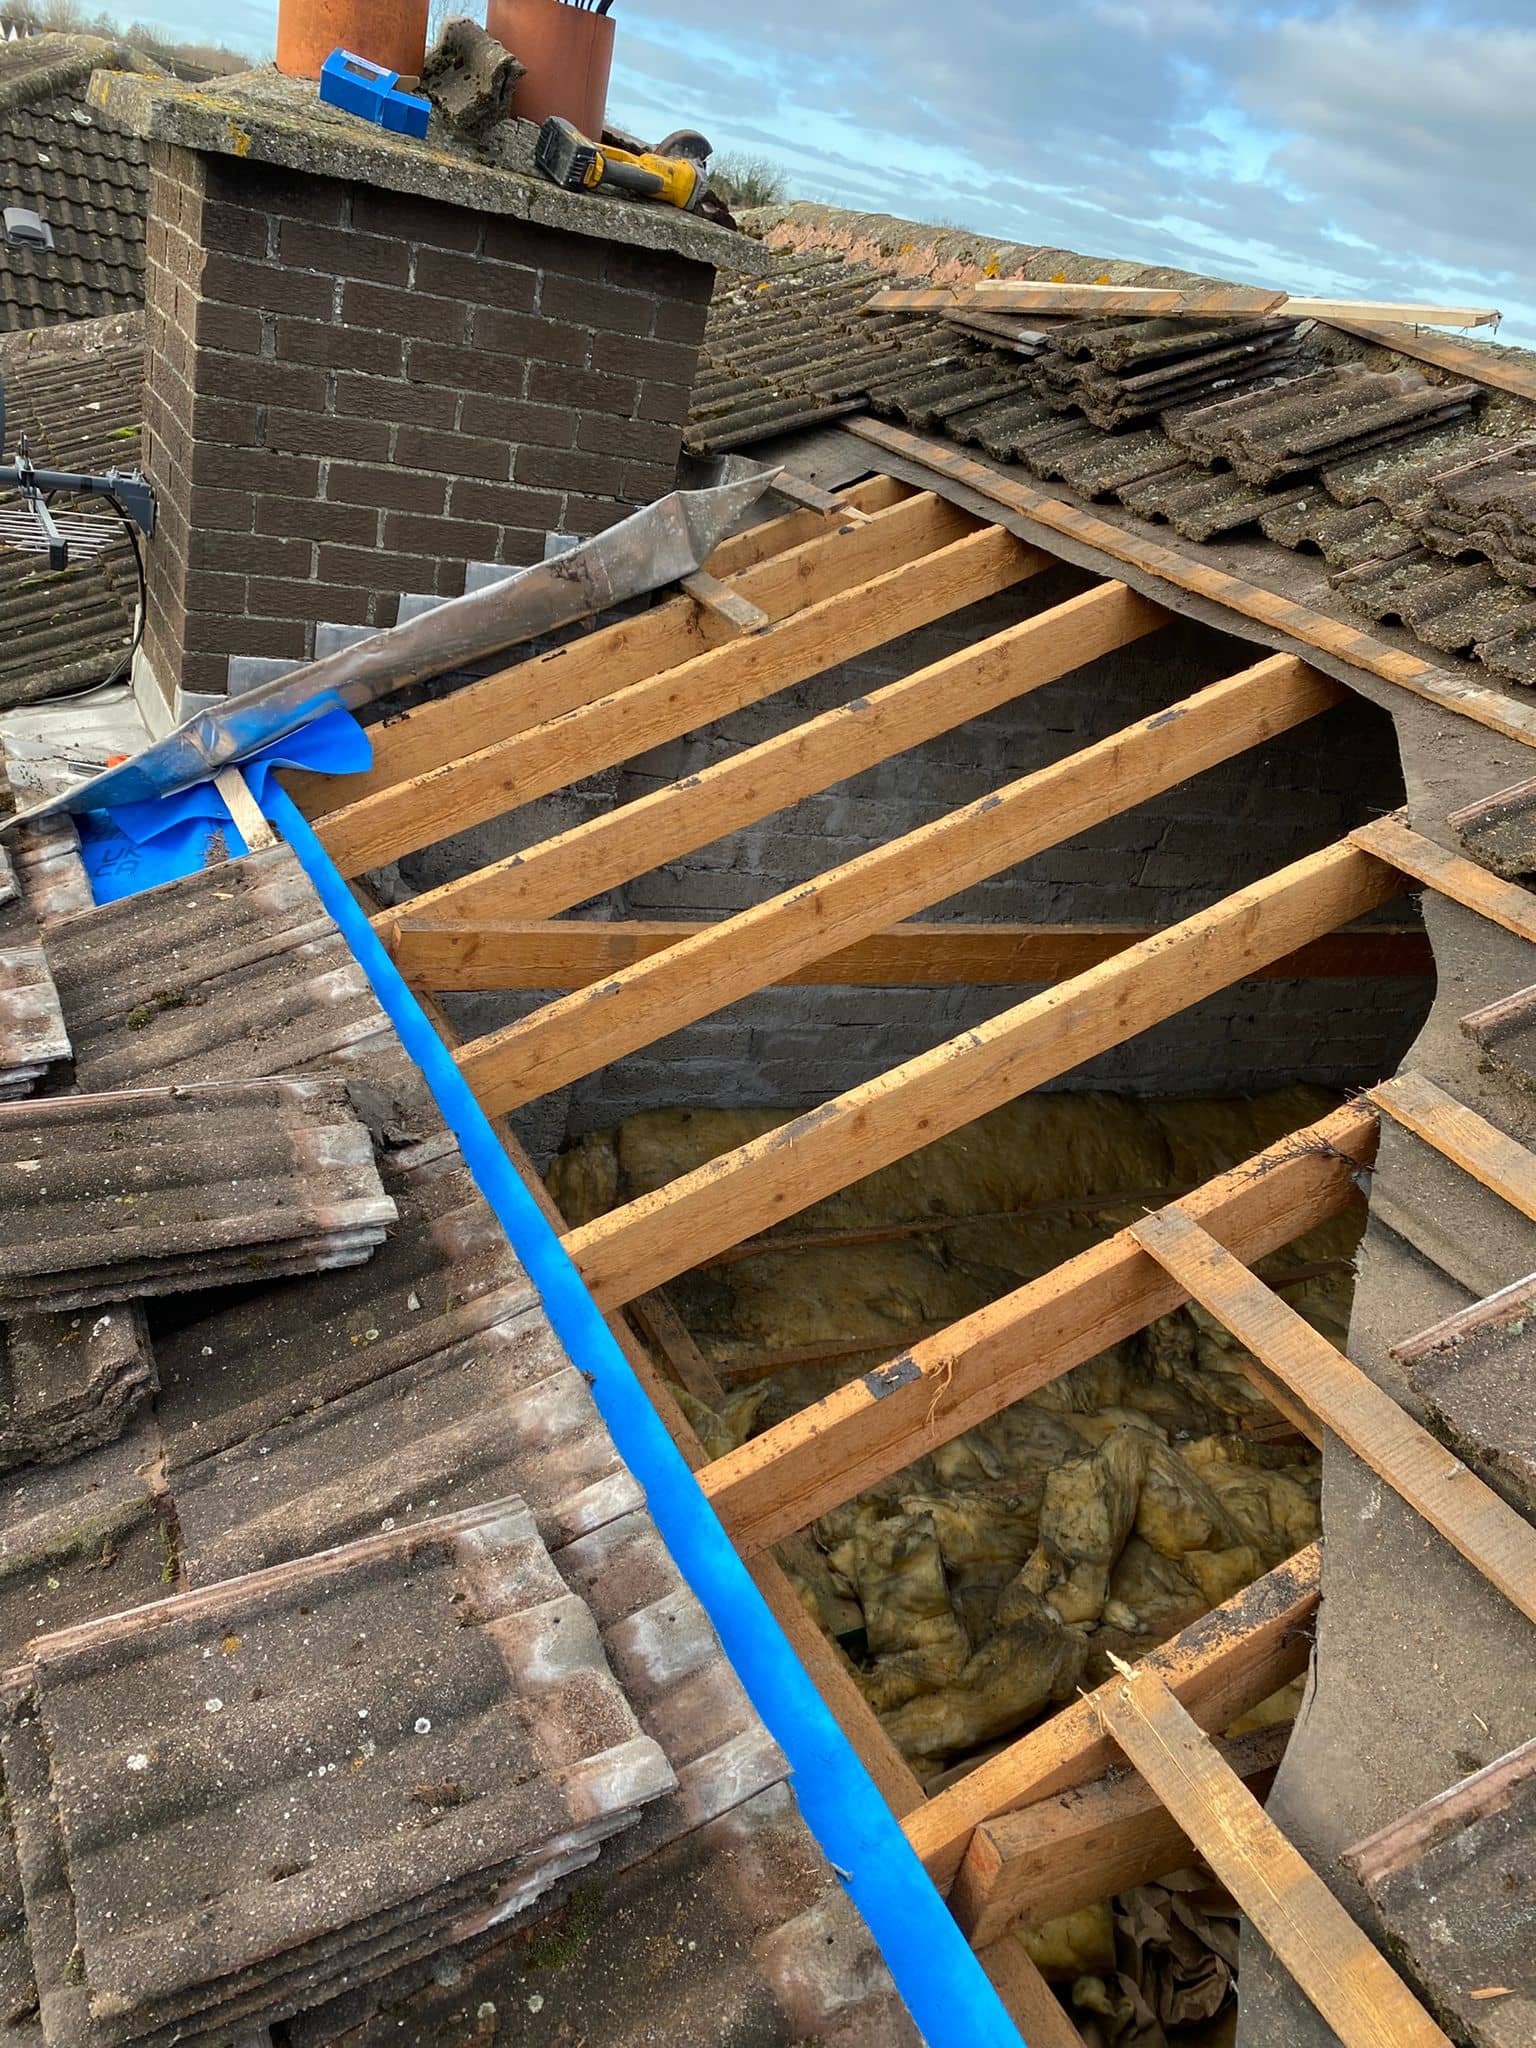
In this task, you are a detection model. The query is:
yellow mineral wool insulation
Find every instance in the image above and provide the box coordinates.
[553,1087,1352,1779]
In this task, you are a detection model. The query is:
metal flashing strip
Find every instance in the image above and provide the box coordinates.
[258,785,1023,2048]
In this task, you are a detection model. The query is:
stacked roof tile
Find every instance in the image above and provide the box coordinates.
[0,832,907,2046]
[690,208,1536,688]
[0,1305,154,1469]
[6,1498,674,2048]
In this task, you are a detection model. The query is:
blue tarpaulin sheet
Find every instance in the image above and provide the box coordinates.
[83,735,1027,2048]
[78,709,372,904]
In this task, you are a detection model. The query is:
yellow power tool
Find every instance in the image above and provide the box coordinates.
[535,117,733,223]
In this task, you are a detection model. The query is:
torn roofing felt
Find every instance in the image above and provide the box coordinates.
[690,205,1536,691]
[0,831,924,2048]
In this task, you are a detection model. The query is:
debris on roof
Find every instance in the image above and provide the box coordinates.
[0,1076,399,1313]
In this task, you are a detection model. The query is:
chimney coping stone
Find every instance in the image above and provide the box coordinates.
[89,63,761,274]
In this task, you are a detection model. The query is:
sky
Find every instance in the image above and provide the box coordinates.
[125,0,1535,347]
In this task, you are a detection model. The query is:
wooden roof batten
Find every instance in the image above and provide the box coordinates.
[309,461,1536,2043]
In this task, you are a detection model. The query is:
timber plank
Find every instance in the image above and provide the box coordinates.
[381,577,1164,933]
[702,474,908,575]
[457,656,1342,1116]
[1094,1667,1452,2048]
[978,1941,1090,2048]
[1351,814,1536,941]
[845,419,1536,750]
[964,1723,1289,1940]
[1372,1070,1536,1225]
[390,917,1434,991]
[1130,1206,1536,1627]
[286,477,962,817]
[918,1547,1320,1901]
[562,841,1402,1309]
[696,1107,1375,1557]
[317,522,1039,876]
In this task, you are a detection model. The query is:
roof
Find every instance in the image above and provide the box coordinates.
[0,829,914,2047]
[0,35,154,333]
[0,312,144,709]
[691,205,1536,692]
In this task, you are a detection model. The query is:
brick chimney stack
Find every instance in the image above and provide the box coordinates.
[91,68,745,713]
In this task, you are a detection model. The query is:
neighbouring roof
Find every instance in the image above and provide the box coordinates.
[0,35,155,333]
[0,827,916,2047]
[0,311,144,708]
[691,205,1536,691]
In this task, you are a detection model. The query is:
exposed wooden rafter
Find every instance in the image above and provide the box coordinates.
[924,1547,1321,1914]
[317,521,1043,876]
[1094,1667,1452,2048]
[561,841,1401,1309]
[456,657,1344,1118]
[389,916,1434,992]
[282,473,921,819]
[377,577,1167,936]
[696,1106,1374,1555]
[1351,813,1536,942]
[1130,1206,1536,1626]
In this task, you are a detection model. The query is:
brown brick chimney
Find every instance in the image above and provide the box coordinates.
[91,68,746,712]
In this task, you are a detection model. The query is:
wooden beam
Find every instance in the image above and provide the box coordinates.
[978,1940,1090,2048]
[968,280,1496,326]
[316,522,1039,877]
[965,1723,1290,1941]
[1282,298,1499,328]
[1129,1206,1536,1628]
[214,768,277,851]
[1094,1667,1453,2048]
[563,839,1401,1310]
[844,419,1536,751]
[1320,318,1536,406]
[391,916,1435,992]
[918,1546,1319,1899]
[381,577,1164,934]
[703,474,906,572]
[698,1105,1374,1559]
[1372,1071,1536,1226]
[457,655,1342,1117]
[1351,813,1536,943]
[678,569,771,633]
[285,478,964,817]
[968,280,1289,318]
